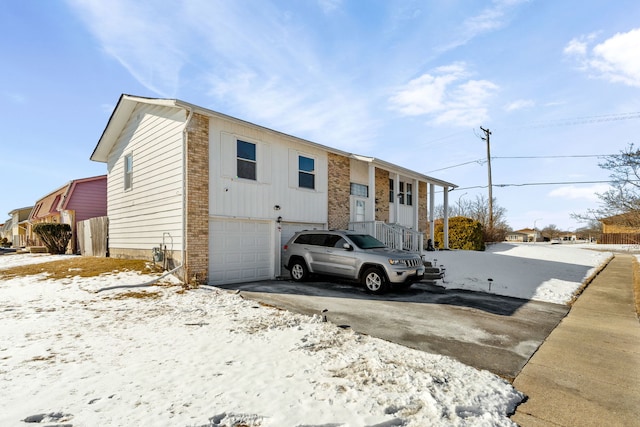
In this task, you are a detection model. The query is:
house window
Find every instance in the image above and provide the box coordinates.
[406,183,413,206]
[237,140,256,180]
[398,182,405,204]
[124,153,133,190]
[389,179,394,202]
[299,155,315,189]
[350,183,368,197]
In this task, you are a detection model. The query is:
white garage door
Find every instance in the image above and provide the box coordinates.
[280,222,324,278]
[210,219,272,285]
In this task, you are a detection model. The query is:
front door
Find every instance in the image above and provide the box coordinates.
[351,198,366,223]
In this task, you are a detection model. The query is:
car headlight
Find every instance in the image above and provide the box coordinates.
[388,259,403,265]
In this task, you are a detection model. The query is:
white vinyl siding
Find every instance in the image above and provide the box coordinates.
[106,104,185,250]
[211,120,327,224]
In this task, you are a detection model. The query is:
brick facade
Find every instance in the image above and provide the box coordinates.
[327,153,351,230]
[375,168,389,222]
[418,181,427,233]
[184,113,210,285]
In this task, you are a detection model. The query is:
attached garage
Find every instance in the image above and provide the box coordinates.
[209,218,273,285]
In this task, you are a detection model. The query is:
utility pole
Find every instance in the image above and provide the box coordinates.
[480,126,493,232]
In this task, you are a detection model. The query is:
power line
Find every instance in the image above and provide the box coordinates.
[523,111,640,129]
[426,153,616,173]
[427,159,484,173]
[493,154,612,159]
[452,179,639,191]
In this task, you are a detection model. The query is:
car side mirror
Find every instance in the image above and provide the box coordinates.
[343,243,353,251]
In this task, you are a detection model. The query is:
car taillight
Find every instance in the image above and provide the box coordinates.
[283,245,288,251]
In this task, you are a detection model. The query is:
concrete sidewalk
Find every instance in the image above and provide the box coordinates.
[511,254,640,427]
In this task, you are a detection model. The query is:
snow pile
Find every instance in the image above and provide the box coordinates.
[424,243,612,304]
[0,254,522,427]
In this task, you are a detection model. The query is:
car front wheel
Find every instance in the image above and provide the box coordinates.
[290,260,309,282]
[362,267,387,294]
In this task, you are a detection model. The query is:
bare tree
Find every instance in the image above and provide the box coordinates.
[541,224,561,240]
[434,194,510,242]
[573,143,640,226]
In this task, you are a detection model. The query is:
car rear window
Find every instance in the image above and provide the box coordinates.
[294,233,329,246]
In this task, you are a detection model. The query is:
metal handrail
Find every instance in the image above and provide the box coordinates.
[348,221,423,252]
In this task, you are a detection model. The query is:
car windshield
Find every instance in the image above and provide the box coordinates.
[348,234,387,249]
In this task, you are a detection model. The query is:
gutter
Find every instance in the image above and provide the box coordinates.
[181,106,195,283]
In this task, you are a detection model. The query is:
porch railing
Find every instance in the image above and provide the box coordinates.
[348,221,423,252]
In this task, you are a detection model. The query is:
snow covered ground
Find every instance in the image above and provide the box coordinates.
[425,242,614,304]
[0,243,618,426]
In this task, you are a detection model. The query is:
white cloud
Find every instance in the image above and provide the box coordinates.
[4,92,27,104]
[563,38,588,56]
[317,0,342,14]
[388,63,499,127]
[548,184,610,202]
[504,99,534,112]
[564,28,640,87]
[441,0,530,52]
[66,0,186,97]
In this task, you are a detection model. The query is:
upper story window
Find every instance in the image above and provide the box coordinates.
[124,153,133,190]
[350,183,368,197]
[299,155,315,189]
[390,179,412,205]
[237,140,257,180]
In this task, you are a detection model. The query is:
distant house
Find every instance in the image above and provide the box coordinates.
[28,175,107,253]
[90,94,458,285]
[599,212,640,244]
[505,231,529,242]
[505,228,540,243]
[5,207,33,248]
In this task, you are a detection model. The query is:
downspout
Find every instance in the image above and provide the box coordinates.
[182,107,194,283]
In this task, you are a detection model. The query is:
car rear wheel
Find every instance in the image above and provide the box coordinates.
[362,267,387,294]
[290,259,309,282]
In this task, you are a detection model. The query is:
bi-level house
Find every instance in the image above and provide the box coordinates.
[90,94,456,285]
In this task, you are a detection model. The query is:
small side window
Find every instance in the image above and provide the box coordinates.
[389,179,394,202]
[124,153,133,191]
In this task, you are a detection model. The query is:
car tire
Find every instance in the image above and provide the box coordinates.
[290,259,309,282]
[362,267,387,294]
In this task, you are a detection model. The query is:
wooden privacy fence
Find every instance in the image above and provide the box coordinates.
[77,216,108,257]
[599,233,640,245]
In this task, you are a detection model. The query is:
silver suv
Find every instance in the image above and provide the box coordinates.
[283,230,425,294]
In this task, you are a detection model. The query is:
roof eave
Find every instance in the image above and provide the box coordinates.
[90,94,182,163]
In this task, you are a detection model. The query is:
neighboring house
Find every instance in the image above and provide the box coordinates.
[5,207,33,248]
[0,221,9,245]
[505,231,529,242]
[90,94,457,285]
[28,175,107,253]
[515,227,540,242]
[599,212,640,244]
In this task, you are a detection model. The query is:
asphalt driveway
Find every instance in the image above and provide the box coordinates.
[217,278,569,380]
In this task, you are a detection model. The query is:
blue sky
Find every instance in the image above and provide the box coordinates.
[2,0,639,231]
